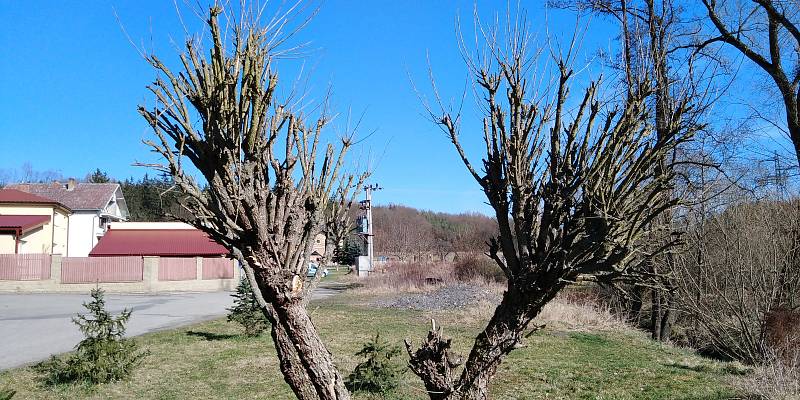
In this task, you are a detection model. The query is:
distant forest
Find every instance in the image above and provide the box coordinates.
[119,175,186,222]
[86,169,184,222]
[371,204,497,259]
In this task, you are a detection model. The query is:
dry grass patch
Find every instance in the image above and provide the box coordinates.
[737,354,800,400]
[534,295,628,332]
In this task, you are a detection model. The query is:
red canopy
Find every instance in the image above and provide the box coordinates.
[0,215,51,233]
[89,229,229,257]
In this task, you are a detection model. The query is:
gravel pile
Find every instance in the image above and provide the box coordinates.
[373,283,500,311]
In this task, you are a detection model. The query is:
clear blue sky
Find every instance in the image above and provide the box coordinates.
[0,1,630,214]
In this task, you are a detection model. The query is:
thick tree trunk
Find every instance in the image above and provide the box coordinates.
[409,285,562,400]
[240,261,321,400]
[787,103,800,166]
[266,306,319,400]
[244,257,349,400]
[271,300,351,400]
[454,297,534,399]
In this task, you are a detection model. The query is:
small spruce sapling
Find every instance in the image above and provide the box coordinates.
[35,288,147,385]
[227,277,269,336]
[345,333,405,395]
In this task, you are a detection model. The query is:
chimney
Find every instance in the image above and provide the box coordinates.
[66,178,77,191]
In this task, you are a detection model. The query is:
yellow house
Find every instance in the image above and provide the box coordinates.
[0,189,71,254]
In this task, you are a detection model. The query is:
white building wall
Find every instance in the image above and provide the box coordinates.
[67,212,99,257]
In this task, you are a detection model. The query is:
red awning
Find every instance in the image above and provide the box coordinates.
[89,229,229,257]
[0,215,51,233]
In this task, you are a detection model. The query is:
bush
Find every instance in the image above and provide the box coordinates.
[228,277,269,336]
[765,307,800,365]
[35,288,147,385]
[674,201,800,363]
[345,333,405,395]
[453,255,505,283]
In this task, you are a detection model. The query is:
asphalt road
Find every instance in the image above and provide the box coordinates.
[0,286,342,371]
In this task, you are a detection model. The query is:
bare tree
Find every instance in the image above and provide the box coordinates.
[701,0,800,164]
[675,196,800,363]
[138,6,366,400]
[553,0,726,341]
[323,191,358,264]
[406,9,695,399]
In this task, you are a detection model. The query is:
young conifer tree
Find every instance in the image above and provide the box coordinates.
[37,288,147,385]
[228,277,269,336]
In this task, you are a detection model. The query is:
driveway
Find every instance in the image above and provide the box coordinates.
[0,285,344,371]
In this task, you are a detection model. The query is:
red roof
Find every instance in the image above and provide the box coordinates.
[0,189,70,211]
[89,229,229,257]
[6,183,119,211]
[0,215,51,233]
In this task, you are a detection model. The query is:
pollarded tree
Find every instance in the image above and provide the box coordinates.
[405,11,695,399]
[138,5,366,400]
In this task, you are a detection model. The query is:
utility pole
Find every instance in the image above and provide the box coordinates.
[358,184,381,276]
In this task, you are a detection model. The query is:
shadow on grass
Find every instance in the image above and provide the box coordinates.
[665,360,751,376]
[186,331,238,341]
[666,361,716,374]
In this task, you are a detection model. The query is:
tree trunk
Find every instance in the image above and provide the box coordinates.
[240,261,321,400]
[409,285,562,400]
[659,291,674,341]
[268,300,350,400]
[266,306,319,400]
[773,70,800,165]
[245,257,349,400]
[651,288,663,342]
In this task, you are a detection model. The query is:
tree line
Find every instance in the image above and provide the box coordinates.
[371,205,497,261]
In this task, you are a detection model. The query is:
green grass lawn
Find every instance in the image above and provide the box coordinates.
[0,295,745,399]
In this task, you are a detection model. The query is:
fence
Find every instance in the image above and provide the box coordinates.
[159,257,197,281]
[62,257,143,283]
[0,254,238,293]
[202,257,235,279]
[0,254,51,281]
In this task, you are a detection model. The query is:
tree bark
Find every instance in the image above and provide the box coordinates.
[266,306,320,400]
[239,260,319,400]
[408,285,563,400]
[651,288,663,342]
[455,294,542,400]
[270,300,350,400]
[659,290,674,341]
